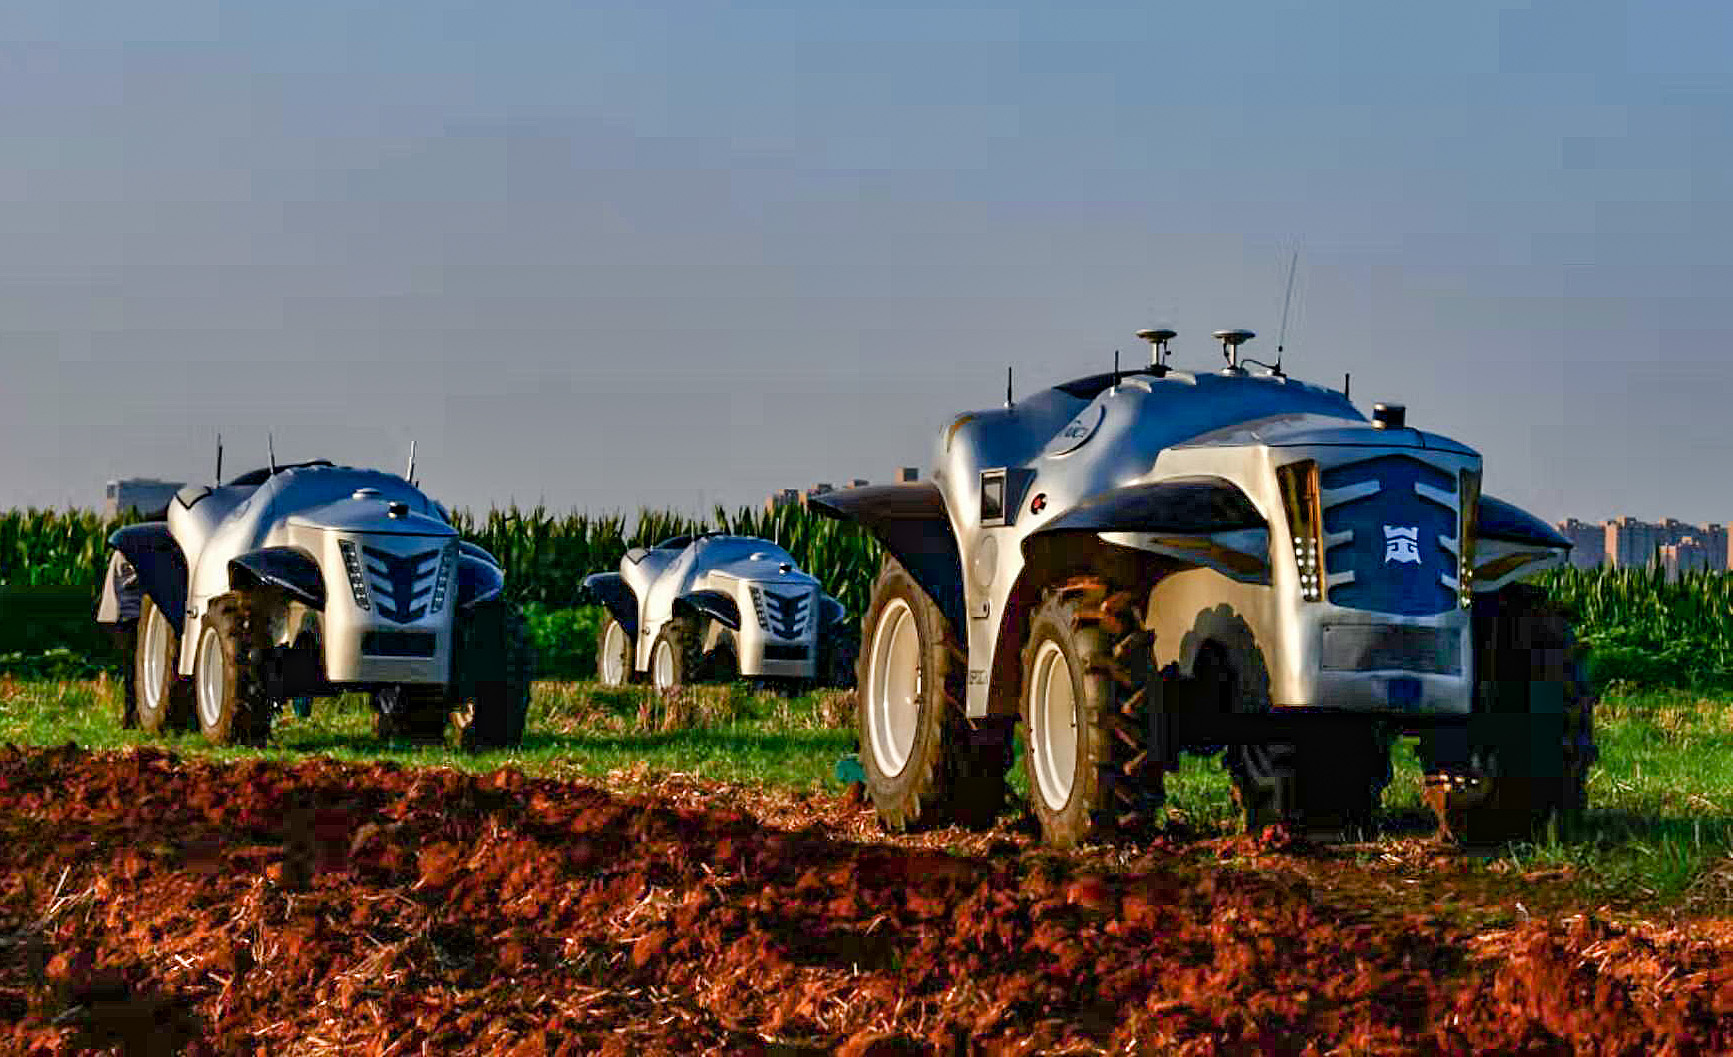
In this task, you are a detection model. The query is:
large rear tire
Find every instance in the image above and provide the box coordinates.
[596,609,637,687]
[1425,584,1596,843]
[192,594,271,746]
[648,616,704,694]
[856,556,1007,831]
[132,596,195,735]
[459,601,535,750]
[1021,579,1161,847]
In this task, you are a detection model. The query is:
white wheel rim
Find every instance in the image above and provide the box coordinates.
[866,598,921,777]
[601,621,627,686]
[195,626,225,730]
[1029,639,1079,812]
[652,638,675,691]
[141,605,170,712]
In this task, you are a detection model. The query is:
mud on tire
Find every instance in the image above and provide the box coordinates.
[1021,579,1161,847]
[192,594,271,746]
[856,555,1008,831]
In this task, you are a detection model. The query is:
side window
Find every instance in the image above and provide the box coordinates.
[980,469,1007,527]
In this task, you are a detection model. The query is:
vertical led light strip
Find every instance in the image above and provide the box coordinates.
[1457,469,1481,607]
[1277,460,1324,602]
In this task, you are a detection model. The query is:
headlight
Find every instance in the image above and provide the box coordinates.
[338,539,371,611]
[1277,460,1324,602]
[430,542,456,613]
[1457,469,1480,608]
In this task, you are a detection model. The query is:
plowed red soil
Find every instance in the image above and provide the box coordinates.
[2,745,1732,1055]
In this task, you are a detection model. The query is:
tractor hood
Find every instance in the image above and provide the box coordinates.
[287,496,457,538]
[1174,412,1478,456]
[708,555,821,587]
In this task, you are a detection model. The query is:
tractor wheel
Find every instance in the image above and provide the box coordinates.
[857,555,1007,831]
[1425,584,1596,843]
[596,609,637,688]
[374,685,453,744]
[132,596,195,735]
[1021,579,1161,847]
[192,594,271,746]
[1228,731,1393,838]
[458,601,535,750]
[1206,629,1392,836]
[706,628,740,683]
[649,616,705,693]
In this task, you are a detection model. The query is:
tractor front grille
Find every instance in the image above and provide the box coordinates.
[750,586,813,640]
[1319,455,1458,616]
[362,545,441,624]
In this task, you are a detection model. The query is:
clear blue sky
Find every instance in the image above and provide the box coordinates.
[3,0,1730,524]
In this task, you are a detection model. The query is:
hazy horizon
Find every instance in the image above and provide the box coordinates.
[5,0,1731,526]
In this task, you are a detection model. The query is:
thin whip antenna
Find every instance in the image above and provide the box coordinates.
[1005,366,1014,408]
[1275,247,1299,375]
[267,433,277,474]
[214,433,223,485]
[406,440,417,485]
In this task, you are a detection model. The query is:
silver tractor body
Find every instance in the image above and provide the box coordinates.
[814,331,1582,843]
[585,534,851,689]
[97,459,525,747]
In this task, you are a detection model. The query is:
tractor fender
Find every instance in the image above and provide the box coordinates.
[581,572,638,639]
[1022,476,1265,542]
[807,482,965,634]
[819,594,846,629]
[1021,476,1270,585]
[103,523,188,634]
[229,547,326,609]
[457,551,505,609]
[1476,496,1569,549]
[674,589,740,631]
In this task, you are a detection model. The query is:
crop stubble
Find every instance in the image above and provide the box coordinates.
[0,745,1731,1054]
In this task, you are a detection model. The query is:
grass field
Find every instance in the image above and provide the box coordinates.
[5,675,1733,913]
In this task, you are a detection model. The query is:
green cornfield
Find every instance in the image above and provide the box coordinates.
[7,505,1733,690]
[0,503,883,615]
[0,509,138,591]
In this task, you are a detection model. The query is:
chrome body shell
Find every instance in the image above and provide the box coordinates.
[616,535,838,679]
[164,465,461,685]
[907,367,1566,718]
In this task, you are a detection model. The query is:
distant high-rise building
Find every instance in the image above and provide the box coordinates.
[104,478,183,518]
[1556,519,1606,569]
[1661,537,1712,579]
[764,488,801,513]
[1605,516,1666,569]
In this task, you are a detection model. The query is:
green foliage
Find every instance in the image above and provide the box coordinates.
[0,508,136,591]
[522,603,602,680]
[1538,566,1733,691]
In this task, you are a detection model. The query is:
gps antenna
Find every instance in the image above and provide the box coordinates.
[1274,248,1299,377]
[214,433,223,485]
[406,440,417,486]
[1136,328,1177,374]
[267,434,277,474]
